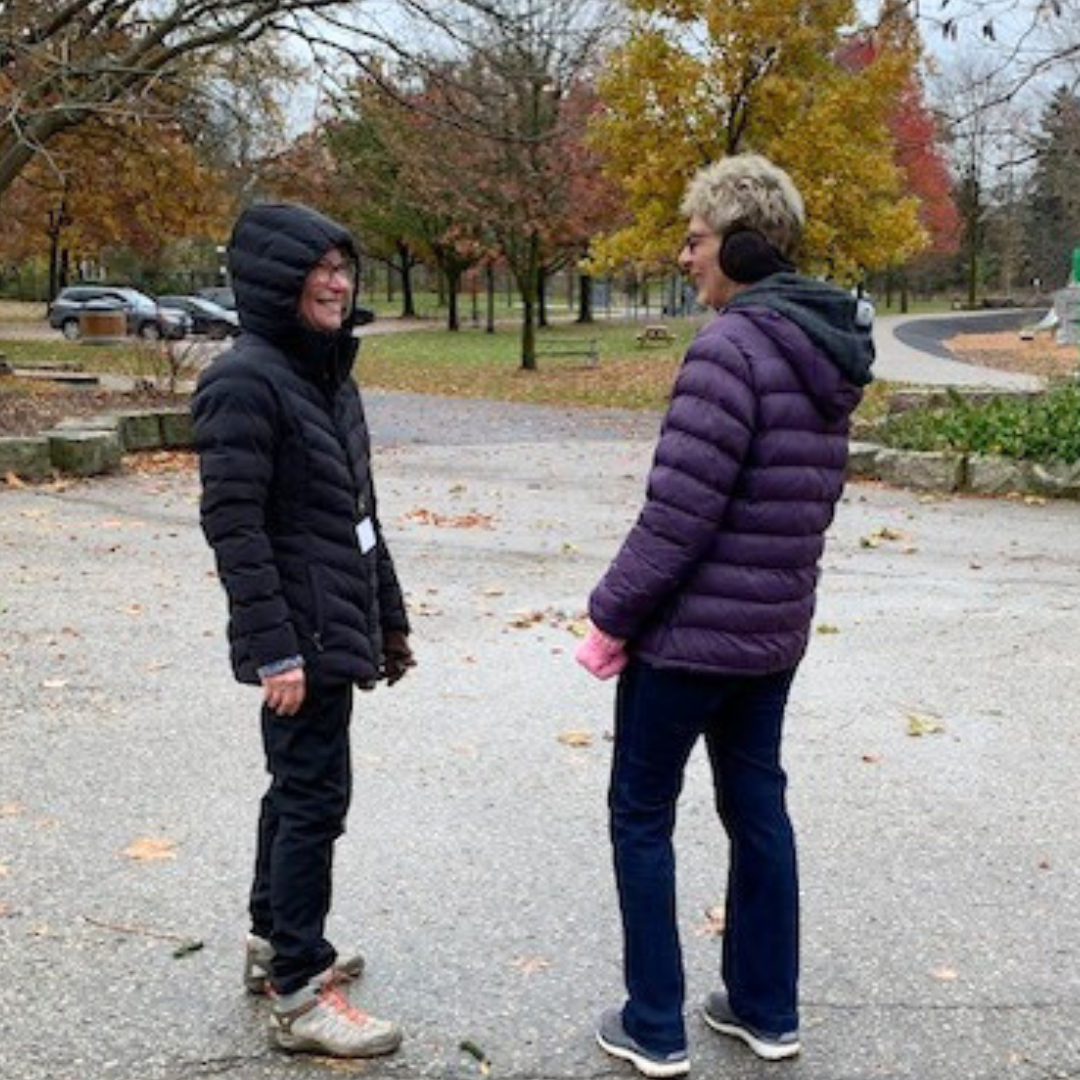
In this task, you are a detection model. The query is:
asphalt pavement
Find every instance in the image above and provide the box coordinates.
[1,386,1078,1080]
[873,311,1044,389]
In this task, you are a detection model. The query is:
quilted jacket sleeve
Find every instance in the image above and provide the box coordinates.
[588,334,756,641]
[192,375,300,671]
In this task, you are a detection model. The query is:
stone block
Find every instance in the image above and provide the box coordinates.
[0,436,51,480]
[157,408,194,448]
[1025,461,1080,498]
[47,430,122,476]
[114,410,163,451]
[846,441,881,478]
[966,455,1026,495]
[1053,285,1079,346]
[52,414,120,434]
[874,448,964,492]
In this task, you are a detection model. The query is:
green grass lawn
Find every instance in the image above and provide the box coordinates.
[0,336,170,377]
[1,318,895,422]
[357,320,696,410]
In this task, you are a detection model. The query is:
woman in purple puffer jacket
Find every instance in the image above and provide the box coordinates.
[579,154,874,1079]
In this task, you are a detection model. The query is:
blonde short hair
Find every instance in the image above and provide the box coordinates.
[680,154,805,259]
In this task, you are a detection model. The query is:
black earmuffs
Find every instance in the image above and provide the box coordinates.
[718,227,795,283]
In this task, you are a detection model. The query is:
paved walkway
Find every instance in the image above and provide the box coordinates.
[1,391,1078,1080]
[872,311,1044,389]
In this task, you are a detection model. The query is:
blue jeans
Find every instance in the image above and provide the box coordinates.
[610,659,799,1054]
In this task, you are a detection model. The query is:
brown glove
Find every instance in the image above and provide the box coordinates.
[382,630,416,686]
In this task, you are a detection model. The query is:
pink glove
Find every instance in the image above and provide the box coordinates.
[575,625,628,680]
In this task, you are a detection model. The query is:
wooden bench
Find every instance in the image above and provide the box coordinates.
[535,337,599,367]
[636,323,675,346]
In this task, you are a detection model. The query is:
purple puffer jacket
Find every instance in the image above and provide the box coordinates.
[589,276,871,676]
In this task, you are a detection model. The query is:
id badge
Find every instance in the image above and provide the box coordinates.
[356,516,377,554]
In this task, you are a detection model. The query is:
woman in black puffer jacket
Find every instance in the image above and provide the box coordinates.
[192,203,410,1058]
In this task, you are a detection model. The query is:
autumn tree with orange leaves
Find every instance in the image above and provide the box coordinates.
[0,115,232,295]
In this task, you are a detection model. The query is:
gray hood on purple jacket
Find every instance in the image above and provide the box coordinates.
[725,272,875,390]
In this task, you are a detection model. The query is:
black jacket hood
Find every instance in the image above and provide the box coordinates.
[228,202,360,381]
[725,272,875,388]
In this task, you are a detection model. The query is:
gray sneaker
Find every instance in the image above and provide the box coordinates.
[269,977,402,1058]
[244,933,365,996]
[702,991,800,1061]
[596,1006,690,1078]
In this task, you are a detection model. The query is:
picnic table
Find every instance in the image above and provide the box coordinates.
[636,323,675,346]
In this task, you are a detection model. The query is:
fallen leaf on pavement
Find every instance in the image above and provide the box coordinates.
[861,752,882,764]
[510,610,545,629]
[694,904,726,937]
[816,623,841,635]
[404,508,494,529]
[1,802,24,817]
[906,712,946,737]
[860,526,907,549]
[512,955,551,975]
[558,730,593,748]
[931,966,959,981]
[122,837,177,861]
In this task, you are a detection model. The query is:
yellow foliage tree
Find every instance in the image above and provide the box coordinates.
[590,0,927,281]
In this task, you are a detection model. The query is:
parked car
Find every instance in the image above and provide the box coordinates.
[157,295,240,339]
[47,285,190,341]
[197,286,236,311]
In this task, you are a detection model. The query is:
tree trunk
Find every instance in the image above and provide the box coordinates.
[397,242,416,318]
[446,265,461,331]
[48,230,62,301]
[900,272,909,315]
[485,264,496,334]
[538,267,548,328]
[576,272,594,323]
[519,234,540,371]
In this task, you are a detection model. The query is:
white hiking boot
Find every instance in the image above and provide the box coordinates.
[269,977,402,1058]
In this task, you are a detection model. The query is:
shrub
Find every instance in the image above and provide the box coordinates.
[878,381,1080,464]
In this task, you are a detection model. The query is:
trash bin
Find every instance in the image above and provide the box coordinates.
[78,300,127,344]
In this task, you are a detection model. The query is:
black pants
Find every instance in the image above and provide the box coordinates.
[249,682,353,995]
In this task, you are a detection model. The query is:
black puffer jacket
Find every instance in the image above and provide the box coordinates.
[192,203,408,687]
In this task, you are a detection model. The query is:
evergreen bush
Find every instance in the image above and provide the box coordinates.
[878,381,1080,464]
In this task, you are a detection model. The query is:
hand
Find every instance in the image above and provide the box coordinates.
[575,624,628,681]
[382,630,416,686]
[262,668,306,716]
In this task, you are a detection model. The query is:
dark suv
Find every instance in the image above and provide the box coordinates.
[47,285,190,341]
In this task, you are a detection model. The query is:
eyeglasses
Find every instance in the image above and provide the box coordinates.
[312,257,356,285]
